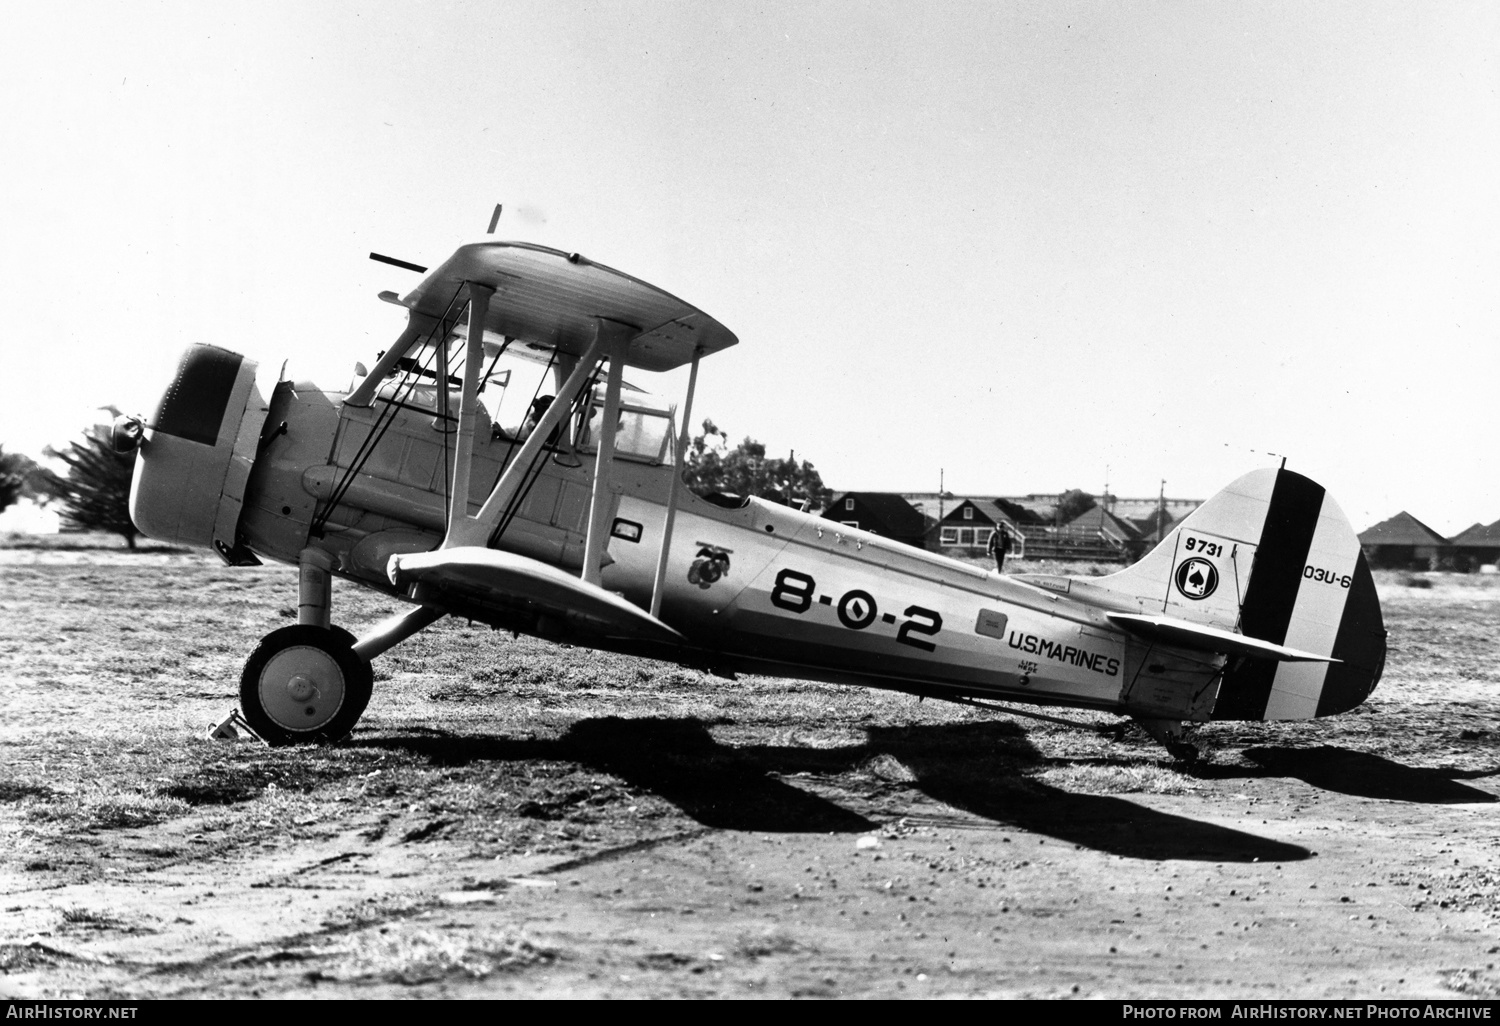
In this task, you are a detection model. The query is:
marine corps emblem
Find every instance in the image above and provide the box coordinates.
[687,545,732,589]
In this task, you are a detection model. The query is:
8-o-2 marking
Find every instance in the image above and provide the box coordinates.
[770,569,943,651]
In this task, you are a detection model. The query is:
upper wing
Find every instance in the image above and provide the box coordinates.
[397,241,738,373]
[388,546,683,645]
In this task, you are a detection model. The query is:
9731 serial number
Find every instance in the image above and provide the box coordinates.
[769,569,943,652]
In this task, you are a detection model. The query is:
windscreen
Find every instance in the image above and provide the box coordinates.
[578,403,673,463]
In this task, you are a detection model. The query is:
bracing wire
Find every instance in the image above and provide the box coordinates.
[310,285,468,536]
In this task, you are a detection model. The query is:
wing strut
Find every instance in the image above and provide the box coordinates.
[443,283,492,542]
[650,346,701,617]
[442,306,607,550]
[345,312,441,408]
[580,324,634,586]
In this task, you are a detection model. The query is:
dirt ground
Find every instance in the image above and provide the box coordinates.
[1,543,1498,999]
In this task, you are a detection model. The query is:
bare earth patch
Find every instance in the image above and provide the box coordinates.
[1,544,1497,998]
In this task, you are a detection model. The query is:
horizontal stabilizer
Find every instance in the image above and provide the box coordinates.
[1092,468,1383,719]
[389,547,682,644]
[1106,613,1340,664]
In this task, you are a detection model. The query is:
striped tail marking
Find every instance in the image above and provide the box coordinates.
[1212,469,1386,721]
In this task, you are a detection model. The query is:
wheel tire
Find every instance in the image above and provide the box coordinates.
[239,625,374,746]
[327,625,372,721]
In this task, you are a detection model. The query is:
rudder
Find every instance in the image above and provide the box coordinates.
[1095,468,1386,720]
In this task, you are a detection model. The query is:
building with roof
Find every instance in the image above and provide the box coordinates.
[1008,504,1157,561]
[1449,519,1500,570]
[1063,505,1144,557]
[927,498,1023,559]
[829,489,1205,561]
[904,492,1197,527]
[1108,495,1202,523]
[899,492,957,527]
[1358,512,1451,569]
[821,492,929,550]
[1126,506,1178,544]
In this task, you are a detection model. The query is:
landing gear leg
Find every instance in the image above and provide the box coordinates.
[238,548,375,745]
[298,546,334,629]
[237,551,447,745]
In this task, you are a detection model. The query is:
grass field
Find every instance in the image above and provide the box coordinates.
[2,535,1497,998]
[0,540,1135,871]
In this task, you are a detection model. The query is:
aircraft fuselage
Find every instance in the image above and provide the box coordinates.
[228,378,1218,725]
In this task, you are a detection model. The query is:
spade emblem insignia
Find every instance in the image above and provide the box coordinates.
[1174,557,1219,600]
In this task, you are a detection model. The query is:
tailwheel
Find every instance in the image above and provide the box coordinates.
[1165,741,1201,768]
[1132,717,1207,768]
[238,625,373,745]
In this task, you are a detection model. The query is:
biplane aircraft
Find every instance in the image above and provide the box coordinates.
[119,237,1386,763]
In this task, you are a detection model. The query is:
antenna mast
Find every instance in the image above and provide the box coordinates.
[1157,479,1166,545]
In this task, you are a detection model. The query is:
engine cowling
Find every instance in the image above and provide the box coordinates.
[129,345,268,561]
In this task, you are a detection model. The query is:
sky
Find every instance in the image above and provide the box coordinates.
[2,1,1496,535]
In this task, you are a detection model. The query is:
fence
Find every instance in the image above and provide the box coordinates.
[1014,525,1135,562]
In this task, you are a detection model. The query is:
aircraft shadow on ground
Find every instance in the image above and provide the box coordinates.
[856,721,1309,863]
[1237,746,1499,804]
[373,717,878,835]
[372,717,1308,862]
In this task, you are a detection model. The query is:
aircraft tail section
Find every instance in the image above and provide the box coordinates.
[1094,468,1386,720]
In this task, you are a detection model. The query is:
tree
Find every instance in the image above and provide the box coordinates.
[43,432,139,548]
[682,420,834,511]
[0,447,25,513]
[0,447,49,515]
[1055,488,1096,524]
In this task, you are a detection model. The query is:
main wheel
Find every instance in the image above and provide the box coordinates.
[239,625,374,745]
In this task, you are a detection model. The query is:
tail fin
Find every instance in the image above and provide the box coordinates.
[1096,468,1386,720]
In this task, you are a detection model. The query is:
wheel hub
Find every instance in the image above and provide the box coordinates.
[257,645,347,732]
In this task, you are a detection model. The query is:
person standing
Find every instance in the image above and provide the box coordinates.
[987,524,1012,572]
